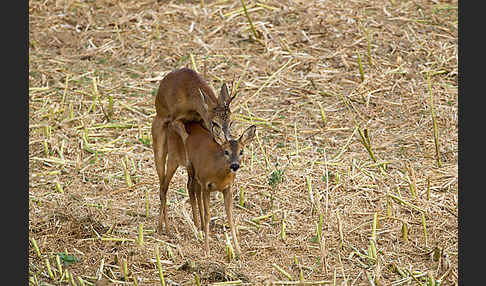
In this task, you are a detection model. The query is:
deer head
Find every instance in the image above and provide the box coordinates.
[212,122,256,173]
[199,83,237,141]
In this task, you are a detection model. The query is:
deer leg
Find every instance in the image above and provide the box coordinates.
[194,101,214,137]
[223,187,241,256]
[195,181,204,231]
[158,145,179,234]
[152,116,169,233]
[202,188,211,256]
[152,116,167,188]
[201,116,215,139]
[170,120,188,142]
[187,165,200,229]
[169,120,191,166]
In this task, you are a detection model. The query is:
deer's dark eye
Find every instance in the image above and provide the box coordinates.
[224,150,230,156]
[240,150,243,155]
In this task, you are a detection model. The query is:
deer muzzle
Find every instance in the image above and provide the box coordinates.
[229,163,240,172]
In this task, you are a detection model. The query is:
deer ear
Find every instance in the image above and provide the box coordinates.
[219,83,230,105]
[239,125,256,146]
[211,122,226,145]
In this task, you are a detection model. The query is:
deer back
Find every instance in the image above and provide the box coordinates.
[155,68,216,116]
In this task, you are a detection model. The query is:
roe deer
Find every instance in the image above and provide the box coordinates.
[152,68,237,232]
[159,121,256,256]
[153,68,236,142]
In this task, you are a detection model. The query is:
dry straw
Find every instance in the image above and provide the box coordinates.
[427,72,443,168]
[29,0,457,284]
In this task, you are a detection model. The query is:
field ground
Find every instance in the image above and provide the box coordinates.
[29,0,458,285]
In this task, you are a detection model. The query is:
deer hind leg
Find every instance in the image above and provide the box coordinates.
[152,116,169,233]
[158,149,179,233]
[223,187,241,256]
[152,116,167,185]
[187,165,200,230]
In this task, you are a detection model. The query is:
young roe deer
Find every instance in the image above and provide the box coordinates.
[159,121,256,256]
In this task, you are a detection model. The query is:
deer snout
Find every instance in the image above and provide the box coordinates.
[230,163,240,172]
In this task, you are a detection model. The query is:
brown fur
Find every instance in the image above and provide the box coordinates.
[158,121,256,256]
[152,69,236,235]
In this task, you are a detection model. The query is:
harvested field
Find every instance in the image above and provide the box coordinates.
[29,0,458,285]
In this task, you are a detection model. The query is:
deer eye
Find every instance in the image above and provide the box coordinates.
[240,150,243,155]
[224,150,230,156]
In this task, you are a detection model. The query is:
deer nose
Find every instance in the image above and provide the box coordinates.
[230,163,240,172]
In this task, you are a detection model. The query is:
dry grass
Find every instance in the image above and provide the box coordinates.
[29,0,458,285]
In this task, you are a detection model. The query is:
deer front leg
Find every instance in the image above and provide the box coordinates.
[195,102,217,141]
[187,165,200,229]
[169,120,188,142]
[169,120,191,166]
[195,181,205,231]
[223,186,241,256]
[202,188,211,256]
